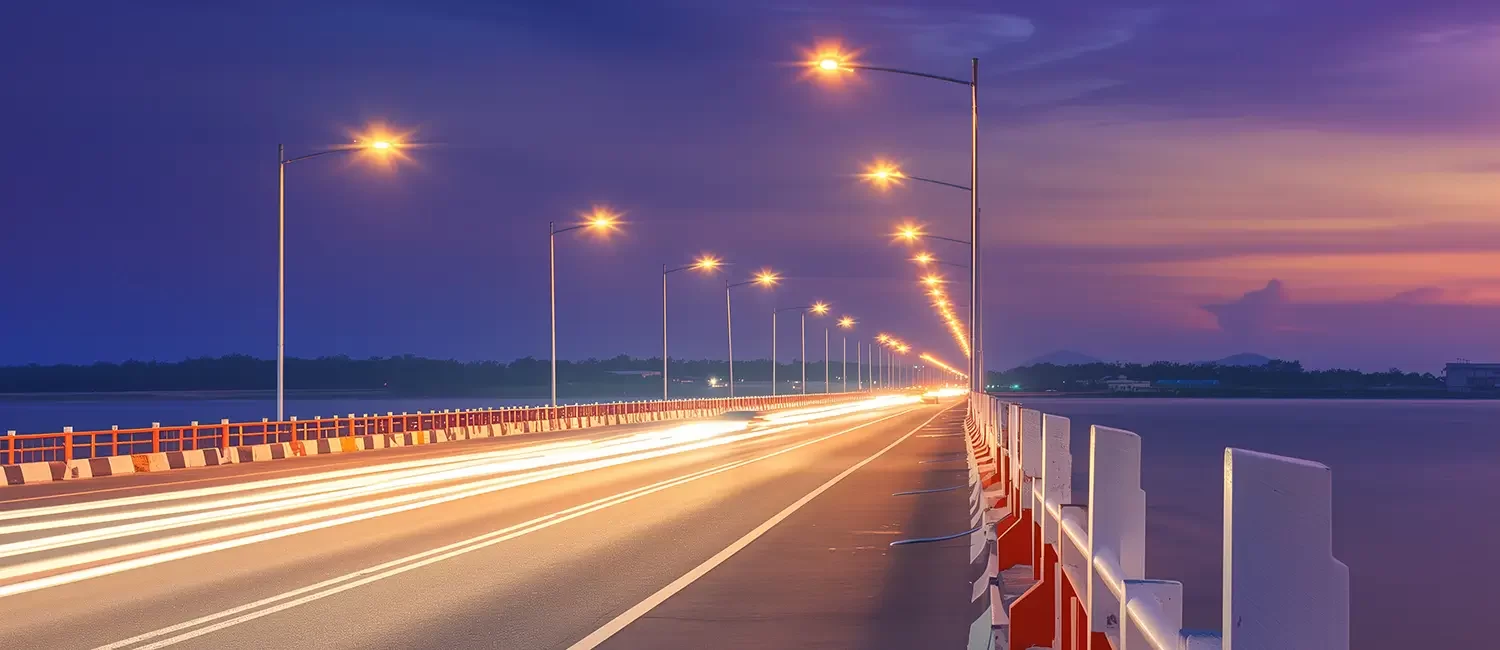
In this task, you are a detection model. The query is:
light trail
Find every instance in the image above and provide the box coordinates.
[88,407,918,650]
[918,352,967,380]
[0,395,918,598]
[0,438,596,524]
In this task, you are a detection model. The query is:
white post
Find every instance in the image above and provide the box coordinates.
[1223,449,1349,650]
[1040,413,1072,644]
[1089,425,1147,642]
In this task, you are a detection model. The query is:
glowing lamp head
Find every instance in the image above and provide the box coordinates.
[860,161,905,190]
[580,206,622,233]
[838,316,855,329]
[895,224,923,242]
[810,302,830,315]
[370,141,392,150]
[912,252,935,265]
[877,334,891,343]
[693,255,722,271]
[818,58,841,71]
[921,274,943,287]
[753,269,781,286]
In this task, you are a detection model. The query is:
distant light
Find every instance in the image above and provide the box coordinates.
[838,316,856,329]
[754,269,781,286]
[895,224,923,242]
[819,58,840,71]
[811,302,830,315]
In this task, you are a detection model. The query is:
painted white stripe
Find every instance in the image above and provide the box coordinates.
[90,408,920,650]
[567,406,953,650]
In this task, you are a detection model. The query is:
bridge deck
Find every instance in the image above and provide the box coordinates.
[0,400,976,649]
[594,404,975,649]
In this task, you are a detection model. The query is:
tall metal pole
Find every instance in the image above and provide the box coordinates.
[726,281,734,398]
[824,327,829,393]
[662,265,669,401]
[772,311,777,396]
[800,311,807,394]
[277,145,286,421]
[549,221,557,408]
[856,341,861,390]
[842,335,847,393]
[970,57,981,396]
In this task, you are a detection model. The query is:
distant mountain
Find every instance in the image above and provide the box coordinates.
[1021,350,1101,366]
[1207,353,1274,366]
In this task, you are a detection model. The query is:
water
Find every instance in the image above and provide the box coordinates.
[1020,397,1498,649]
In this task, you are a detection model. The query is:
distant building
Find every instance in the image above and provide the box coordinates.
[1445,363,1500,392]
[1155,379,1220,388]
[1101,376,1154,393]
[605,370,660,378]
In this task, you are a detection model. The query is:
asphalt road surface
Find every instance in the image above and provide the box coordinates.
[0,396,975,649]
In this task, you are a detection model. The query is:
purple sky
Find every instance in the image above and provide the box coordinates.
[3,0,1499,373]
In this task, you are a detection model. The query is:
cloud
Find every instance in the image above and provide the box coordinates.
[1388,287,1447,304]
[1202,279,1290,341]
[1003,8,1160,71]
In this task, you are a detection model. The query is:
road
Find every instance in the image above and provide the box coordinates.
[0,396,976,649]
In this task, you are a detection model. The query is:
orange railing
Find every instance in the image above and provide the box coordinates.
[0,393,856,465]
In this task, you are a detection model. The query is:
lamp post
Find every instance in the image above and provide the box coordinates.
[858,339,870,390]
[726,270,780,397]
[662,255,722,401]
[811,51,981,397]
[277,132,403,421]
[837,316,855,393]
[774,303,822,396]
[774,303,828,395]
[804,302,829,393]
[549,207,621,407]
[823,326,829,393]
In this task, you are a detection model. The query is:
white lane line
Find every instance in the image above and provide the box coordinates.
[92,409,918,650]
[566,407,949,650]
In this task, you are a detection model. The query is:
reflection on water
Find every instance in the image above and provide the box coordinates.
[1020,397,1498,649]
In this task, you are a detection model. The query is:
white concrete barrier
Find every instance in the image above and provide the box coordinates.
[969,393,1349,650]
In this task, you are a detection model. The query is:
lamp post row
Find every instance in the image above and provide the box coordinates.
[277,48,977,419]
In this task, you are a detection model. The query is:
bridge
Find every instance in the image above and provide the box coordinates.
[0,389,1347,649]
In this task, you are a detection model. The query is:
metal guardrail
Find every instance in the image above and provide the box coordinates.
[0,393,853,465]
[970,393,1349,650]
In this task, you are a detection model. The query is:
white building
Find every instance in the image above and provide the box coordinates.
[1102,376,1154,393]
[1445,363,1500,392]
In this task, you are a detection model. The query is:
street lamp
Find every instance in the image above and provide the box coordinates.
[726,269,779,397]
[773,302,828,395]
[838,316,855,393]
[912,251,969,271]
[860,160,971,193]
[807,302,829,393]
[276,129,405,420]
[895,223,971,248]
[810,47,982,397]
[663,255,722,400]
[550,206,621,407]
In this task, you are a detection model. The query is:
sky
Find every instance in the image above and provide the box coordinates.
[3,0,1499,373]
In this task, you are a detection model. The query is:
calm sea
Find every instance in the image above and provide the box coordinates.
[1020,397,1497,649]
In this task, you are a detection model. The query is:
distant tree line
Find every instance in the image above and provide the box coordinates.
[0,354,874,394]
[986,360,1442,393]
